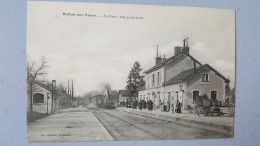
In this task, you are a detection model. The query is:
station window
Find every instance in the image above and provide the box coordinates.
[202,73,209,82]
[33,93,44,103]
[157,72,160,85]
[152,74,155,86]
[193,90,200,103]
[147,77,150,87]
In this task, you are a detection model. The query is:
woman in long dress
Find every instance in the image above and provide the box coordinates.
[176,100,182,113]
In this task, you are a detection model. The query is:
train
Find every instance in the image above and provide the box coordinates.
[87,90,119,109]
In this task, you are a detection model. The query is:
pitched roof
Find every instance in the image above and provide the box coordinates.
[137,84,145,91]
[203,64,230,83]
[144,51,202,74]
[163,64,230,86]
[89,95,105,100]
[119,90,135,96]
[92,95,105,98]
[33,81,52,92]
[163,68,196,85]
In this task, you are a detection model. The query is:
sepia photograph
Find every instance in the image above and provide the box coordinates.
[26,1,235,142]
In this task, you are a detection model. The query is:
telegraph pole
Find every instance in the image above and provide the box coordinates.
[30,77,33,114]
[51,80,56,114]
[70,88,72,101]
[68,80,70,100]
[72,80,74,101]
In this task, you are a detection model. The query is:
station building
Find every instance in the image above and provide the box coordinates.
[138,39,230,110]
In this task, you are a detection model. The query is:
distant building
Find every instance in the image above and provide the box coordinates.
[92,95,106,105]
[118,90,136,106]
[138,38,230,110]
[76,95,105,106]
[225,88,235,106]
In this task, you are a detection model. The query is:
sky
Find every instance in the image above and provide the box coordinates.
[27,1,235,96]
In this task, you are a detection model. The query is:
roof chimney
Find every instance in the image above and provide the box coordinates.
[163,55,166,61]
[182,37,190,54]
[174,46,182,56]
[155,45,162,65]
[182,46,190,54]
[156,45,158,58]
[186,37,189,47]
[193,61,197,71]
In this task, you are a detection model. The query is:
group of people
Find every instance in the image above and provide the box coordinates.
[125,100,148,110]
[124,99,182,114]
[125,100,138,109]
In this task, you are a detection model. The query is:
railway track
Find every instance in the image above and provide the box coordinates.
[92,110,130,140]
[120,110,233,137]
[90,107,166,140]
[89,107,230,140]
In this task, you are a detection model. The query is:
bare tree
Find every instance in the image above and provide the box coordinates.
[27,56,48,113]
[27,56,48,83]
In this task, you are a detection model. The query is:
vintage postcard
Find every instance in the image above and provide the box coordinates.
[27,1,235,142]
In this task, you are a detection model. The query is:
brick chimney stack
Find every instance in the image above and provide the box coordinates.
[174,46,182,56]
[174,37,190,56]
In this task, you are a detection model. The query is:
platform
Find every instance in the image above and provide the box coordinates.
[27,106,113,142]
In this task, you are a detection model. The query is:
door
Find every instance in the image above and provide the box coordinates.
[193,90,200,103]
[211,91,217,100]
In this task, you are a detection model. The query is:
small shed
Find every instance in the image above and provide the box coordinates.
[31,82,52,114]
